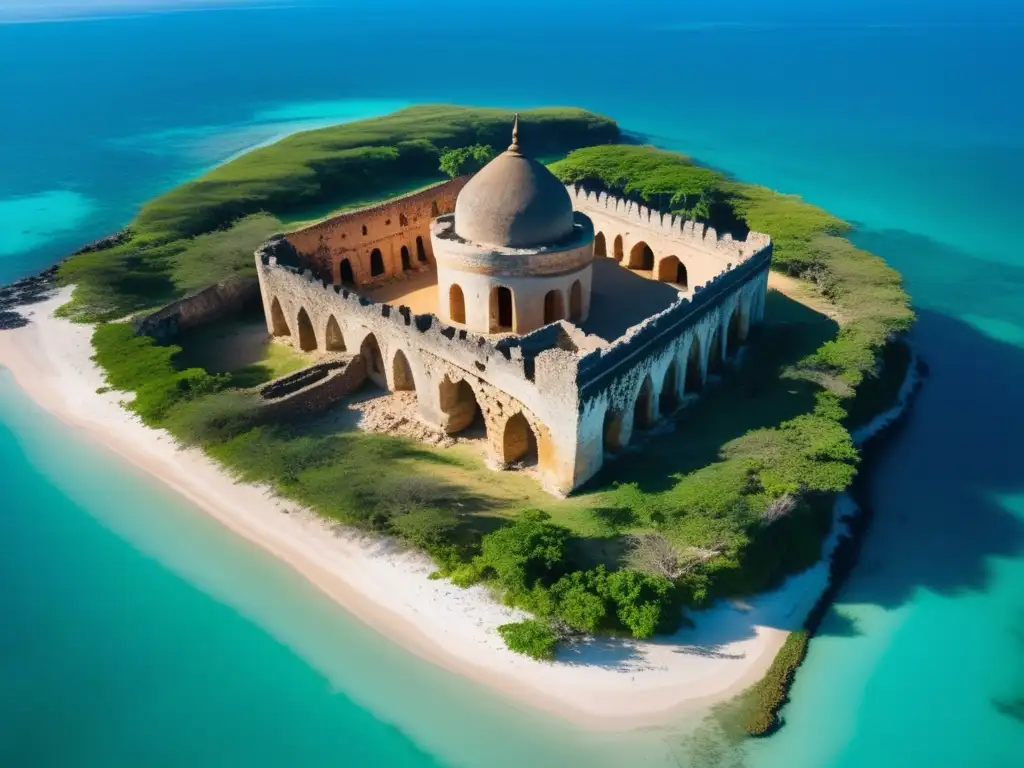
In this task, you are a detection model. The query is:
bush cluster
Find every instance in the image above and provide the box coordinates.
[449,511,682,653]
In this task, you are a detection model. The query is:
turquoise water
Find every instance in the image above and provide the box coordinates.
[2,1,1023,764]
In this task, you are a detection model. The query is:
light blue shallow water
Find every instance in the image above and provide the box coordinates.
[1,2,1023,765]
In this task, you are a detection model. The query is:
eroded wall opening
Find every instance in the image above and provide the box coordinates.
[543,289,565,324]
[594,231,607,257]
[603,409,623,452]
[685,338,703,393]
[340,259,356,286]
[727,307,743,358]
[569,280,583,321]
[360,333,386,387]
[657,256,688,288]
[449,284,466,324]
[629,241,655,271]
[634,375,654,430]
[502,412,538,466]
[392,349,416,391]
[416,236,428,263]
[707,328,723,376]
[490,286,514,332]
[401,246,412,271]
[296,307,317,351]
[439,377,483,435]
[660,361,679,414]
[325,315,346,352]
[270,297,290,337]
[370,248,385,277]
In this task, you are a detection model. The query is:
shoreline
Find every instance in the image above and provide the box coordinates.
[0,285,898,731]
[749,341,925,736]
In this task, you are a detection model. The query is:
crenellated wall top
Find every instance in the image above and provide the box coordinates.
[566,184,771,261]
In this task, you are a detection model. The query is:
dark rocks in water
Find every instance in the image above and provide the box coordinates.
[0,310,29,330]
[0,228,126,331]
[0,265,60,329]
[72,228,129,255]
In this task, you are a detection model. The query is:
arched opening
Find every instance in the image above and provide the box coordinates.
[657,256,688,288]
[325,315,346,352]
[613,234,624,262]
[660,361,679,414]
[727,308,743,358]
[431,201,440,217]
[502,412,538,466]
[339,259,356,287]
[449,284,466,324]
[569,280,583,321]
[634,376,654,430]
[362,225,368,236]
[439,377,483,435]
[392,349,415,391]
[416,236,428,263]
[603,409,623,452]
[269,297,290,337]
[707,328,723,377]
[360,333,385,388]
[401,245,411,271]
[685,338,703,393]
[543,289,564,324]
[594,232,607,257]
[296,308,317,352]
[370,248,385,277]
[628,241,655,271]
[490,286,514,332]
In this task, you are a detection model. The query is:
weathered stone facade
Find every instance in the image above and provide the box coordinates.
[254,182,772,496]
[284,179,469,288]
[134,274,261,342]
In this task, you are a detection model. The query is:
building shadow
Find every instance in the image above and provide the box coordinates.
[581,258,682,342]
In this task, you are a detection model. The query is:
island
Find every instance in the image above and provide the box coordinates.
[0,105,915,736]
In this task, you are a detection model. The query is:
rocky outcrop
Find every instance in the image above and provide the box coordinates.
[0,265,60,330]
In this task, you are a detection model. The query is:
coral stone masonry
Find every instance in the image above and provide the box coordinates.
[254,118,772,495]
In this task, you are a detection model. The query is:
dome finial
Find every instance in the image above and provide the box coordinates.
[508,112,520,153]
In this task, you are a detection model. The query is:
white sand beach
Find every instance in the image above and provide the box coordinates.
[0,287,916,730]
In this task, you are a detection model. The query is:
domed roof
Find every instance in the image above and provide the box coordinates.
[453,115,576,249]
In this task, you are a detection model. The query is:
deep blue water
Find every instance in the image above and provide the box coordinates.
[2,2,1023,765]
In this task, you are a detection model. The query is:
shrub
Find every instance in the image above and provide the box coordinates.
[497,619,558,661]
[439,144,495,178]
[474,510,568,591]
[550,570,609,633]
[606,569,677,639]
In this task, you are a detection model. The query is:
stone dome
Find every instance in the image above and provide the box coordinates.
[453,116,576,249]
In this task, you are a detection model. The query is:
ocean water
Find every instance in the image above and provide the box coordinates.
[1,1,1023,765]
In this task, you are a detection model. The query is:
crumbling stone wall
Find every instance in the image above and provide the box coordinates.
[256,357,368,420]
[284,178,469,287]
[255,249,581,494]
[568,185,769,292]
[254,187,772,495]
[133,275,260,342]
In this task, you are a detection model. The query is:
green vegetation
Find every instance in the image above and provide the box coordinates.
[717,630,809,738]
[439,144,495,178]
[58,105,618,322]
[80,108,912,713]
[497,620,558,661]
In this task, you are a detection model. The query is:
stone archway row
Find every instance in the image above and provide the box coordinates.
[600,291,756,455]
